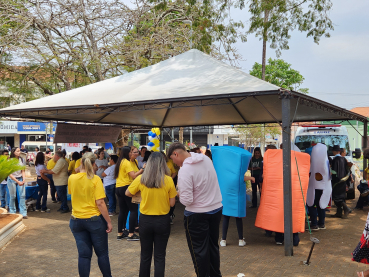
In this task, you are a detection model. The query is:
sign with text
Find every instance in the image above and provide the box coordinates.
[0,121,17,134]
[54,123,121,143]
[18,122,57,132]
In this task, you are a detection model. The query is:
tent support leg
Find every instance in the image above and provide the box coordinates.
[160,129,164,151]
[172,128,175,142]
[282,96,293,256]
[364,121,368,170]
[128,130,132,146]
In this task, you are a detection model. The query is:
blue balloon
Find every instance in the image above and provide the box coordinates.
[148,131,153,136]
[151,133,156,138]
[148,142,155,147]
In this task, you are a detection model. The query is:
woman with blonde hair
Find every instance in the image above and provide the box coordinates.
[68,152,112,277]
[126,152,177,277]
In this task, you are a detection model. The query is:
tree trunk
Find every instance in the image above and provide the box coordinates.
[179,127,184,144]
[261,9,270,81]
[112,129,130,152]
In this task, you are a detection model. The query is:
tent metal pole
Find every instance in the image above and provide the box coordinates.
[282,96,293,256]
[129,130,132,146]
[172,128,174,142]
[364,121,368,170]
[160,129,164,151]
[190,127,193,144]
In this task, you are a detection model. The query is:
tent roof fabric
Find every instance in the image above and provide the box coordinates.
[0,49,367,126]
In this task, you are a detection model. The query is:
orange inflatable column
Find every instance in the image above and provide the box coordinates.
[255,149,310,233]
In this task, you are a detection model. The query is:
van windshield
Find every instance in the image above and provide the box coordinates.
[25,145,38,152]
[295,135,350,156]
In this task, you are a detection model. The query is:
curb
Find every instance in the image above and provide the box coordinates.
[0,208,26,249]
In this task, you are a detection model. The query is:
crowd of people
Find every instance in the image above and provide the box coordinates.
[0,140,366,277]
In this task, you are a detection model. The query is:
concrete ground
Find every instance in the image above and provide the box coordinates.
[1,186,369,276]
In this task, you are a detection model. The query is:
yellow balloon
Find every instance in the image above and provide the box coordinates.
[152,128,161,136]
[152,146,159,152]
[152,138,160,144]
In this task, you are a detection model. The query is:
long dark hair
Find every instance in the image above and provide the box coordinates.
[114,146,131,179]
[143,150,151,162]
[35,152,45,166]
[252,147,263,159]
[10,147,20,159]
[72,151,80,161]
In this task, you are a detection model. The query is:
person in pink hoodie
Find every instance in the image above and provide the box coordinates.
[168,142,223,277]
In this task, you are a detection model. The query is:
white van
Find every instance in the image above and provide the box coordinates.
[22,141,61,153]
[294,124,361,199]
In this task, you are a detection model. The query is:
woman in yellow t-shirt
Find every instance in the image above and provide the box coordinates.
[126,152,176,277]
[68,151,80,175]
[161,152,178,224]
[68,152,112,277]
[114,146,144,240]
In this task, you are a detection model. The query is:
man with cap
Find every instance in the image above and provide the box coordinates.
[331,145,351,218]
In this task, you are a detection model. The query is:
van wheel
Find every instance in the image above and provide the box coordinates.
[347,190,355,200]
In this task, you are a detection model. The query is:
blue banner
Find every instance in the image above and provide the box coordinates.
[18,122,56,132]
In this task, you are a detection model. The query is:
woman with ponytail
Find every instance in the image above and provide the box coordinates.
[115,146,144,241]
[68,152,112,277]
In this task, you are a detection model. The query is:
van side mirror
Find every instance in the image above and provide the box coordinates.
[353,148,362,159]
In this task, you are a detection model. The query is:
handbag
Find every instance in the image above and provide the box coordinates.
[131,191,142,204]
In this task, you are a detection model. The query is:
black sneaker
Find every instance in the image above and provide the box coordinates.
[122,229,129,238]
[127,233,140,241]
[318,225,326,230]
[310,225,319,231]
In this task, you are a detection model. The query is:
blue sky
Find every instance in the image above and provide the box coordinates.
[230,0,369,110]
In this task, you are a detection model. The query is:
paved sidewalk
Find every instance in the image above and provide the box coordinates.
[1,194,369,277]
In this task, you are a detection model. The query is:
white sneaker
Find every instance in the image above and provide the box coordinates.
[220,240,226,247]
[239,239,246,247]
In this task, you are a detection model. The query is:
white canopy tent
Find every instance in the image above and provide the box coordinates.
[1,49,367,257]
[0,49,365,126]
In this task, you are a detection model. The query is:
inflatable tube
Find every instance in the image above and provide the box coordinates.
[212,146,252,218]
[255,149,310,233]
[306,143,332,209]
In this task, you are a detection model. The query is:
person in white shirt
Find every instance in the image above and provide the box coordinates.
[137,146,147,169]
[102,155,118,216]
[107,147,114,155]
[95,150,109,179]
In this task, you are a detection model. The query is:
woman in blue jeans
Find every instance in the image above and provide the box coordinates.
[35,152,51,212]
[68,152,113,277]
[7,147,26,218]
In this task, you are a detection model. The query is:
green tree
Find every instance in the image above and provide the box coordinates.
[249,58,308,93]
[234,124,281,151]
[221,0,333,80]
[0,0,243,104]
